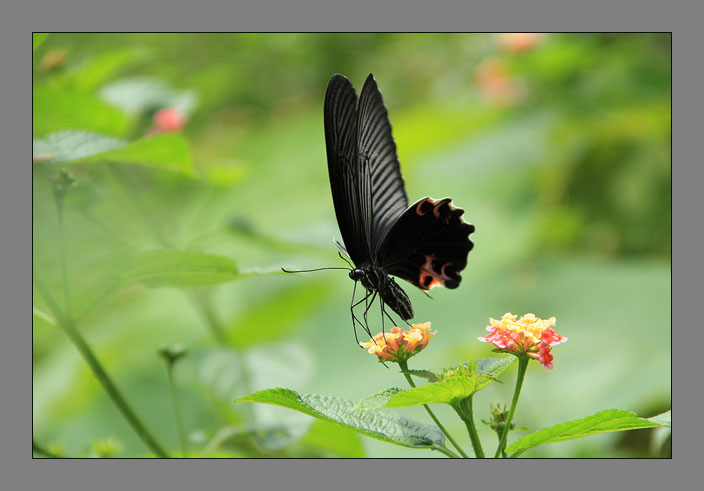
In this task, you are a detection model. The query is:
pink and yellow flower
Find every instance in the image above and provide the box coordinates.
[360,322,436,363]
[478,313,567,369]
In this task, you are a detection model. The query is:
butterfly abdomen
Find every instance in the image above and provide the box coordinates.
[379,276,414,321]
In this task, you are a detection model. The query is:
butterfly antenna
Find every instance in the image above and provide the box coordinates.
[281,266,350,274]
[337,251,354,269]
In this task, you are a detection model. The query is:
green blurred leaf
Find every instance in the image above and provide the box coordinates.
[33,33,49,51]
[72,49,148,91]
[33,131,194,176]
[353,388,404,410]
[228,281,332,349]
[100,77,197,116]
[506,409,664,455]
[236,388,445,449]
[647,410,671,428]
[33,86,129,137]
[299,419,365,458]
[114,250,240,288]
[385,376,476,407]
[96,133,193,176]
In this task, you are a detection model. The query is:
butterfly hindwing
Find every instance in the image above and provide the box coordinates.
[377,197,475,291]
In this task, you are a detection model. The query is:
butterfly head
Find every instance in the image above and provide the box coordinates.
[349,268,365,281]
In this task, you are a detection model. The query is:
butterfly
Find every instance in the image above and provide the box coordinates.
[323,73,475,338]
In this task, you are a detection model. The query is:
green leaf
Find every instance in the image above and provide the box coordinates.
[33,33,49,51]
[386,376,476,407]
[71,49,147,91]
[33,131,194,177]
[299,420,365,458]
[114,250,240,288]
[647,410,671,428]
[33,86,129,137]
[95,133,193,176]
[236,388,445,449]
[353,388,404,410]
[473,357,515,390]
[404,369,441,383]
[506,409,664,455]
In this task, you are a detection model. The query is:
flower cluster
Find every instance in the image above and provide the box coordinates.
[478,313,567,369]
[360,322,436,363]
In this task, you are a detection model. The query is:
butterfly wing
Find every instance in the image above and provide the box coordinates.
[377,197,475,290]
[357,74,409,256]
[324,74,371,265]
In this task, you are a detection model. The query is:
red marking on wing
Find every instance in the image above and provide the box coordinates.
[418,254,454,290]
[415,198,433,216]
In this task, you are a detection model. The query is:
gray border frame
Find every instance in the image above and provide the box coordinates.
[8,0,695,489]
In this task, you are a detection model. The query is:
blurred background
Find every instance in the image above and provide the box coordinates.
[33,33,671,458]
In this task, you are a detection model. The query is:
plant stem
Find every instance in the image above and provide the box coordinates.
[397,360,469,458]
[53,187,71,315]
[494,356,529,458]
[453,395,485,458]
[166,365,187,457]
[432,444,461,459]
[33,275,170,458]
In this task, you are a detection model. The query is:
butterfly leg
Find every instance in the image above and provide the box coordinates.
[362,290,378,339]
[350,282,374,343]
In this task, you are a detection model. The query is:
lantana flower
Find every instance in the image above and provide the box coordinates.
[478,313,567,369]
[360,322,436,363]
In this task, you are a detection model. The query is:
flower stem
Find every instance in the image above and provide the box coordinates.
[397,360,469,458]
[33,275,170,458]
[453,395,485,458]
[494,356,529,458]
[166,365,187,457]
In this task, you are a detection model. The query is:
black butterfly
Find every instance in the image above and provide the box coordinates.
[324,73,475,337]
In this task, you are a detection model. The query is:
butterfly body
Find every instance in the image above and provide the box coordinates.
[349,263,414,320]
[324,73,474,333]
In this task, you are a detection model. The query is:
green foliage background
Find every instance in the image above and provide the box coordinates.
[33,33,670,458]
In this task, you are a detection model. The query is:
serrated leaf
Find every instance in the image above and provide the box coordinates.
[474,357,516,377]
[506,409,664,455]
[404,369,441,383]
[386,376,476,407]
[353,388,404,410]
[473,357,515,390]
[236,388,445,449]
[33,86,129,137]
[647,410,671,428]
[33,131,124,162]
[114,250,240,288]
[33,131,194,177]
[33,33,49,51]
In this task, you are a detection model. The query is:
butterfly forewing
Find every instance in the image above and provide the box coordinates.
[324,74,370,264]
[357,74,409,255]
